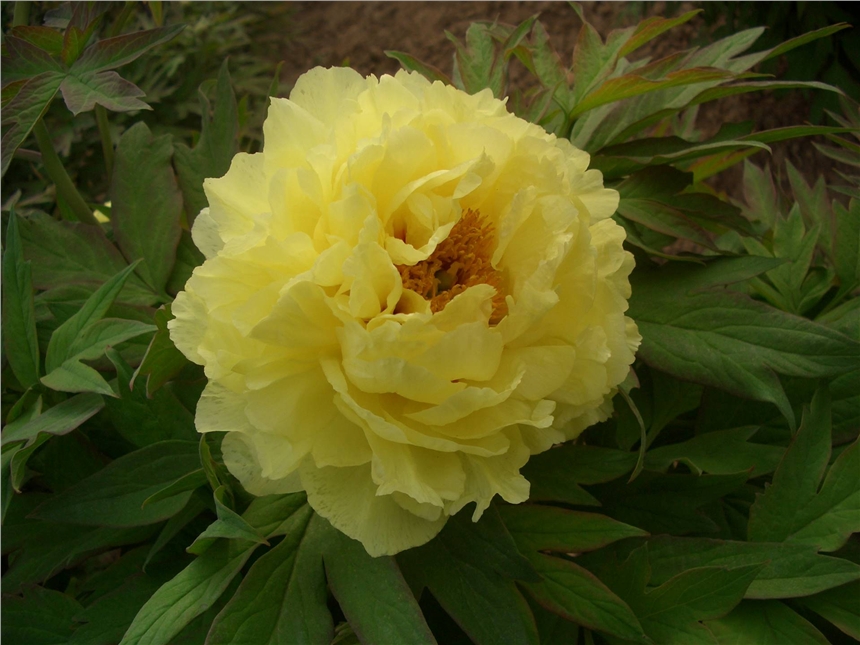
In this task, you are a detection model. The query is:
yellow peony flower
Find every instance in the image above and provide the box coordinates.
[168,67,640,556]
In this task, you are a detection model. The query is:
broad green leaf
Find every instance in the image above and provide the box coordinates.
[1,71,63,177]
[44,262,142,375]
[144,495,208,571]
[239,492,309,538]
[526,595,581,645]
[523,443,638,485]
[18,212,156,305]
[798,581,860,640]
[1,391,103,447]
[59,70,149,114]
[385,51,452,84]
[519,553,647,643]
[749,389,860,552]
[103,347,195,447]
[120,536,259,645]
[8,26,63,57]
[0,586,82,645]
[630,259,860,427]
[318,518,437,645]
[833,199,860,296]
[2,211,40,388]
[581,545,761,645]
[646,536,860,599]
[173,61,238,224]
[500,504,647,554]
[705,600,829,644]
[590,470,750,535]
[188,486,268,555]
[2,520,153,594]
[71,25,184,74]
[400,529,540,645]
[205,506,334,645]
[33,440,200,527]
[142,470,207,508]
[112,122,183,295]
[618,197,716,250]
[70,574,166,645]
[165,229,204,296]
[645,426,784,477]
[133,305,189,396]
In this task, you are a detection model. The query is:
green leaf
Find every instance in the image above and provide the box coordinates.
[1,35,64,83]
[447,23,504,97]
[581,545,762,645]
[142,470,207,508]
[833,199,860,296]
[205,506,334,645]
[33,440,200,527]
[400,528,540,645]
[762,23,851,62]
[521,444,638,505]
[111,121,183,295]
[500,505,647,555]
[71,25,185,74]
[133,305,190,397]
[165,229,204,296]
[645,426,784,477]
[1,71,64,177]
[798,581,860,640]
[646,536,860,599]
[749,389,860,552]
[59,70,149,115]
[519,553,647,643]
[2,211,40,388]
[1,391,103,446]
[173,61,238,224]
[318,517,437,645]
[144,495,208,571]
[103,347,196,447]
[120,537,259,645]
[385,51,452,84]
[617,10,702,59]
[188,486,269,555]
[18,212,156,305]
[630,259,860,428]
[705,600,829,644]
[70,574,166,645]
[0,586,82,645]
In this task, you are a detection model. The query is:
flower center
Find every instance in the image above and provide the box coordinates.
[396,209,507,323]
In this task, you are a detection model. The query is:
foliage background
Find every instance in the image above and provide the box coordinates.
[2,2,859,645]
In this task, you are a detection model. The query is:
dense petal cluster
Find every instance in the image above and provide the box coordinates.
[169,67,640,556]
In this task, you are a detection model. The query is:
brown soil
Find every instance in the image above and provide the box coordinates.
[274,2,846,196]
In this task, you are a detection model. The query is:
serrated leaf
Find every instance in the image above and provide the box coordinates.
[749,388,860,552]
[630,258,860,428]
[18,211,157,305]
[646,536,860,599]
[111,122,183,295]
[500,504,647,555]
[519,553,647,643]
[133,305,189,397]
[645,426,784,477]
[33,440,200,527]
[0,586,82,645]
[798,581,860,640]
[173,61,238,224]
[1,391,103,446]
[318,517,437,645]
[205,506,334,645]
[3,210,41,388]
[705,600,829,644]
[60,70,149,115]
[120,536,259,645]
[71,25,184,75]
[1,70,64,177]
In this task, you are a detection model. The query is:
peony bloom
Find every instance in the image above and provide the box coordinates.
[168,67,640,556]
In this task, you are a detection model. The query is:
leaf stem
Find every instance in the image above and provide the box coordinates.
[95,104,114,184]
[12,1,29,27]
[32,120,99,226]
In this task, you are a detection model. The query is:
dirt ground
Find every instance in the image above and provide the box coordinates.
[274,1,846,194]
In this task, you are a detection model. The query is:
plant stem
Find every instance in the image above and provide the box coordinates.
[32,120,99,226]
[12,1,29,27]
[95,104,114,184]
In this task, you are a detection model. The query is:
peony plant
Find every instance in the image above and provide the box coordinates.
[2,4,859,645]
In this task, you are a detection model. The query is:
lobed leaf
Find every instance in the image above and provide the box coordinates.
[59,70,149,115]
